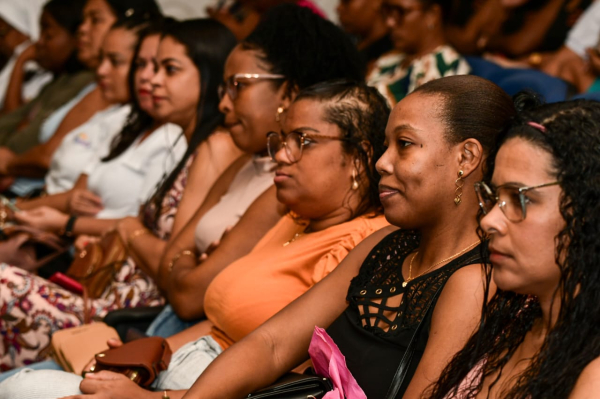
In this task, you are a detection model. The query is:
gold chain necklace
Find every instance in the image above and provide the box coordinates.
[283,232,303,247]
[283,225,312,247]
[402,240,480,287]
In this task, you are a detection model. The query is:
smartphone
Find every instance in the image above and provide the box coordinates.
[0,195,19,212]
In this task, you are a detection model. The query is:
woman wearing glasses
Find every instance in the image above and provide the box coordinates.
[426,99,600,398]
[31,76,517,399]
[368,0,470,107]
[154,3,366,328]
[0,80,389,399]
[0,19,239,371]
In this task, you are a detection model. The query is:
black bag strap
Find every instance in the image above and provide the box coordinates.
[384,252,482,399]
[384,282,443,399]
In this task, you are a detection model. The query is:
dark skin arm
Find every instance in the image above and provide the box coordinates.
[157,154,252,291]
[445,0,507,54]
[181,226,396,398]
[59,226,395,399]
[15,174,89,212]
[486,0,565,58]
[163,182,284,320]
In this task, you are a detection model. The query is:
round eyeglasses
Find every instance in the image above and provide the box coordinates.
[217,73,285,101]
[266,131,349,163]
[474,181,559,222]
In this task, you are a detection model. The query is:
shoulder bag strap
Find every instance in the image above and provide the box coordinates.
[384,252,483,399]
[384,283,444,399]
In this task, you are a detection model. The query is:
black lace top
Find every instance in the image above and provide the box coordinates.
[326,229,482,398]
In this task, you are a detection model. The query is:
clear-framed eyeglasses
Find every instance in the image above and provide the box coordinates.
[266,130,349,163]
[474,180,560,222]
[217,73,285,101]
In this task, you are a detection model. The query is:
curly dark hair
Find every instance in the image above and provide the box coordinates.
[240,4,364,97]
[294,79,390,217]
[428,98,600,399]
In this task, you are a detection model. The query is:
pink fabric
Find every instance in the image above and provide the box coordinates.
[308,326,367,399]
[296,0,326,18]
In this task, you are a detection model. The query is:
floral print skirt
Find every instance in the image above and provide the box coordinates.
[0,261,163,370]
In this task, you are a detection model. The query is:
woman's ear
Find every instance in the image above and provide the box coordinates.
[457,138,483,178]
[279,81,299,106]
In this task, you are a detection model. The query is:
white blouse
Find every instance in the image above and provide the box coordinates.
[45,104,131,195]
[86,123,186,219]
[194,156,275,252]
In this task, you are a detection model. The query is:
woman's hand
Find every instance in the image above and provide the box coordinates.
[15,43,37,66]
[198,225,234,263]
[69,189,103,216]
[59,371,152,399]
[14,206,69,232]
[81,338,123,374]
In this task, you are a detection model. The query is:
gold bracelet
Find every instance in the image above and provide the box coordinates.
[127,228,150,248]
[162,391,170,399]
[168,250,196,273]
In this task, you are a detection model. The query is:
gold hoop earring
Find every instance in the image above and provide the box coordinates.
[351,169,359,190]
[454,170,464,205]
[275,106,285,122]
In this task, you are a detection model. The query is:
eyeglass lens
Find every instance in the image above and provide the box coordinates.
[476,183,525,222]
[267,132,303,163]
[217,76,236,101]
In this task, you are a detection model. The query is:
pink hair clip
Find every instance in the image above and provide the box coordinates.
[527,121,547,133]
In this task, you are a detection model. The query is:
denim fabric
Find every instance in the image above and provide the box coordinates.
[146,304,200,338]
[152,335,223,390]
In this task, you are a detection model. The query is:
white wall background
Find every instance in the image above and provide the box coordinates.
[156,0,339,23]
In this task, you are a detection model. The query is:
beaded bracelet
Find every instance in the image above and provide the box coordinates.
[168,250,196,273]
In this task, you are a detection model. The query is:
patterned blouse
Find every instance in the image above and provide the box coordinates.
[367,45,471,107]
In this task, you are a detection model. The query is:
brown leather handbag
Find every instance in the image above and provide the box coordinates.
[66,231,128,299]
[92,336,172,387]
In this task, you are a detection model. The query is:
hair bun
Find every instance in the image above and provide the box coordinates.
[513,90,545,113]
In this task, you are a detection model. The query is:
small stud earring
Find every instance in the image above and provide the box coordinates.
[352,169,359,190]
[275,106,284,122]
[454,170,464,205]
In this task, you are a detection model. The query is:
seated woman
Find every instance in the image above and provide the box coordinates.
[0,0,51,113]
[155,3,366,329]
[48,75,514,399]
[367,0,470,107]
[8,22,187,225]
[0,19,239,370]
[0,4,368,377]
[0,79,390,399]
[0,0,163,196]
[427,100,600,398]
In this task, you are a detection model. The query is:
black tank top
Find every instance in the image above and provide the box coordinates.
[326,230,483,398]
